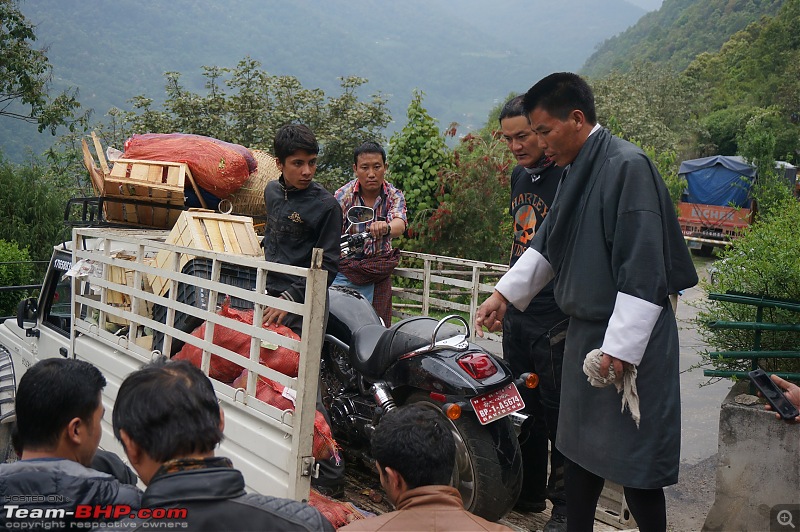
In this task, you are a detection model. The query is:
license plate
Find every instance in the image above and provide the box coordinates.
[470,382,525,425]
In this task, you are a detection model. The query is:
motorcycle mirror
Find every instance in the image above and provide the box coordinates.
[346,206,375,225]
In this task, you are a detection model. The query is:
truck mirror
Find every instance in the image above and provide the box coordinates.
[16,298,38,330]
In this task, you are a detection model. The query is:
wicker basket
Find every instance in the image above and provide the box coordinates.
[228,150,281,217]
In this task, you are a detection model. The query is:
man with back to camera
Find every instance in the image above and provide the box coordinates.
[0,358,141,530]
[339,404,512,531]
[498,95,568,531]
[333,141,407,326]
[476,73,698,531]
[260,123,346,497]
[112,358,335,531]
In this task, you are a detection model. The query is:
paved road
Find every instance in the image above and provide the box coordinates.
[674,258,731,465]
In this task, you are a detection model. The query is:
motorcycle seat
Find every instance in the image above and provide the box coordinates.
[350,318,433,379]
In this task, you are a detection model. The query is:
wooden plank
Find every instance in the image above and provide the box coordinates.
[221,222,240,255]
[204,220,226,252]
[91,131,110,176]
[81,139,105,195]
[185,167,208,209]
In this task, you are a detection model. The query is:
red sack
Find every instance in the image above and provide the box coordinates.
[123,133,256,198]
[233,369,338,462]
[308,489,368,528]
[172,321,246,384]
[173,300,299,384]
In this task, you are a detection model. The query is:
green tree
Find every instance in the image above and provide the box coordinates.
[0,239,33,316]
[411,131,512,263]
[591,63,709,159]
[684,1,800,165]
[387,90,453,245]
[93,58,390,192]
[0,0,88,133]
[582,0,784,77]
[314,76,391,190]
[737,108,795,218]
[0,155,73,262]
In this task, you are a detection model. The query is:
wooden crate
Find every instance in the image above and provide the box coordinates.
[104,254,156,326]
[149,210,263,297]
[102,159,187,228]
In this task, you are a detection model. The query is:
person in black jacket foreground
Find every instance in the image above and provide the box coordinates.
[260,123,346,497]
[113,359,334,532]
[0,358,142,530]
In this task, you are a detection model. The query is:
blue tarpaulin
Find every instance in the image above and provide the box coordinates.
[678,156,756,208]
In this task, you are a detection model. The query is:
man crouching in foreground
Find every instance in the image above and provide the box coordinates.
[340,404,511,531]
[113,359,334,531]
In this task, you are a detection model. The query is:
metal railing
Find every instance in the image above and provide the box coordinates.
[702,291,800,382]
[392,251,508,342]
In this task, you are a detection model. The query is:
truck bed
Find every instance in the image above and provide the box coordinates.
[67,227,329,500]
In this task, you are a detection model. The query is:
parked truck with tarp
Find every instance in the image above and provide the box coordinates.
[677,155,757,256]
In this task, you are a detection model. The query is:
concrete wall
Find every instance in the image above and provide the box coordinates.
[703,380,800,531]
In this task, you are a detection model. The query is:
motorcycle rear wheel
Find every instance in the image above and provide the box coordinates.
[406,392,523,521]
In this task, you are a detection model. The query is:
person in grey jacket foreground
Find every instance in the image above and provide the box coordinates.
[0,358,142,530]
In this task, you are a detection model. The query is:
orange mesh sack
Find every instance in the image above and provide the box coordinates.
[308,489,369,529]
[312,410,338,462]
[172,320,246,383]
[123,133,256,198]
[232,370,295,411]
[232,370,339,463]
[173,300,299,384]
[222,306,300,377]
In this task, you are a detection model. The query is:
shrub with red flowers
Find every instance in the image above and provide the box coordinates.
[410,129,514,264]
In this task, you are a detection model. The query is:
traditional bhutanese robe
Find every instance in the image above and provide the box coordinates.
[495,127,698,488]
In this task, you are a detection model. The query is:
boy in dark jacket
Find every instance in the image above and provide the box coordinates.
[261,123,346,496]
[261,123,342,334]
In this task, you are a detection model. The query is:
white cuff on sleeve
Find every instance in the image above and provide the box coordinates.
[495,248,555,311]
[600,292,662,366]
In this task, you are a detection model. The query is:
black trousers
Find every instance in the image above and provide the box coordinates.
[564,458,666,532]
[503,306,569,516]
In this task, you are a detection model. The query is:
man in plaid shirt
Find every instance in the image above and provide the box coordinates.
[333,141,407,326]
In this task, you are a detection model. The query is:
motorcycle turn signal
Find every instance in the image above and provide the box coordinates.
[443,402,462,420]
[517,372,540,389]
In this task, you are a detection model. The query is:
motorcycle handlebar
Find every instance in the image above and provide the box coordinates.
[341,231,370,257]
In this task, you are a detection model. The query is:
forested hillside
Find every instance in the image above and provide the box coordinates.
[1,0,645,162]
[581,0,785,77]
[684,0,800,160]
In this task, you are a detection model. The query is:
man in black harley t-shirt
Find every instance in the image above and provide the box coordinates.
[498,95,568,532]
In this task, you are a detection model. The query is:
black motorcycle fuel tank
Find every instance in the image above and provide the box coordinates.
[326,285,382,345]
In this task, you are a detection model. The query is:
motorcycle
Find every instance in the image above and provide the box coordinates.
[321,206,533,521]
